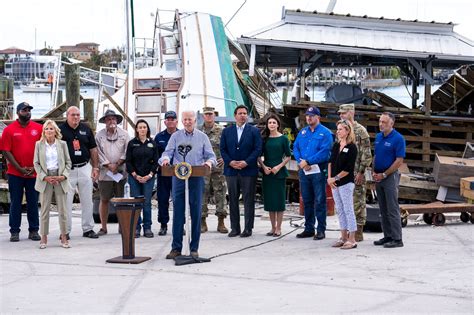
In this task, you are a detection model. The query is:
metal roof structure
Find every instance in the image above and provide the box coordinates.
[237,9,474,68]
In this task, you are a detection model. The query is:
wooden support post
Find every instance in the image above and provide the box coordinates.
[424,59,432,116]
[83,98,95,131]
[411,68,418,109]
[56,90,63,107]
[65,64,80,108]
[422,121,431,171]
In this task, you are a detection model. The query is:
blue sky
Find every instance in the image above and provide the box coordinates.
[1,0,473,51]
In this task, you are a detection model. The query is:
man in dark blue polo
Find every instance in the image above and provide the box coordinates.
[154,111,178,236]
[293,106,333,240]
[373,112,406,248]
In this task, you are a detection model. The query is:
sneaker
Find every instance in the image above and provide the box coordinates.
[384,240,404,248]
[373,237,393,246]
[166,249,182,259]
[10,233,20,242]
[28,231,41,241]
[82,230,99,239]
[97,228,107,236]
[296,230,315,238]
[143,229,154,238]
[135,229,141,238]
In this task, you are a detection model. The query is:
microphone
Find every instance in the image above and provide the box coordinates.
[178,144,192,162]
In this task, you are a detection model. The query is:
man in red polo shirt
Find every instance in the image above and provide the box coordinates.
[2,102,43,242]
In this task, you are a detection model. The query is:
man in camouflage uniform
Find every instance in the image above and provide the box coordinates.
[339,104,372,241]
[199,107,228,233]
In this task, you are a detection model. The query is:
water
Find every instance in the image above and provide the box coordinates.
[13,86,99,118]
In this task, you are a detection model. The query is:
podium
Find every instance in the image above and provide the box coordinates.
[162,164,211,265]
[106,197,151,264]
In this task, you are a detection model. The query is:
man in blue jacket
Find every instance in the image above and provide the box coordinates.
[293,106,333,240]
[220,105,262,237]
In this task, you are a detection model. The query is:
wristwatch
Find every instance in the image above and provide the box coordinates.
[334,175,341,181]
[382,172,387,179]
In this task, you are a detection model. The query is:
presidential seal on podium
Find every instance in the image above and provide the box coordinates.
[175,162,192,180]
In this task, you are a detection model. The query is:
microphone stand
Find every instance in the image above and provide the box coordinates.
[174,144,211,266]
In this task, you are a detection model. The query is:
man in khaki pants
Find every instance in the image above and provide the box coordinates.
[60,106,99,239]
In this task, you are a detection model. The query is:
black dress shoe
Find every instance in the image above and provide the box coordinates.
[296,230,315,238]
[373,237,393,246]
[384,240,404,248]
[82,230,99,239]
[313,231,325,240]
[158,225,168,236]
[228,230,240,237]
[240,230,252,237]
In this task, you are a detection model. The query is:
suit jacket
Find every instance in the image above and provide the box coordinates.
[34,139,72,193]
[220,123,262,176]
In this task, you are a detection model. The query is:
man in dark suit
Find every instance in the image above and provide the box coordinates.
[220,105,262,237]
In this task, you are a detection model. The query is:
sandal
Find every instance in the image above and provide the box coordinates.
[61,242,71,249]
[273,231,282,237]
[331,239,346,248]
[39,243,47,249]
[266,231,275,236]
[341,241,357,250]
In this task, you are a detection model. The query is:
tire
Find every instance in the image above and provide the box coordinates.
[432,213,446,226]
[460,212,470,223]
[423,213,433,225]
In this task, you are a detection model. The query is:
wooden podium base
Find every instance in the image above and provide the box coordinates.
[106,256,151,264]
[107,198,151,264]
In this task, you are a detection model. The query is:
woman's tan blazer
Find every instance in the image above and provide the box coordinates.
[33,139,72,193]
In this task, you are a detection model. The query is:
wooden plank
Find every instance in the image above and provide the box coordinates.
[399,187,438,202]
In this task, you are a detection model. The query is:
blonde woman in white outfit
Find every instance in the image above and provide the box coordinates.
[34,120,72,249]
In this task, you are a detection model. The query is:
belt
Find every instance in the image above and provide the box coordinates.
[72,161,88,169]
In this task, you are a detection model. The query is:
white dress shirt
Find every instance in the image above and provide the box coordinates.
[45,141,59,170]
[237,123,246,142]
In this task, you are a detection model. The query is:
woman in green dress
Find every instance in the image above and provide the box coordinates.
[258,114,291,236]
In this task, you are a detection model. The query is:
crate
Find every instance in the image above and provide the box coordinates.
[460,177,474,200]
[433,154,474,188]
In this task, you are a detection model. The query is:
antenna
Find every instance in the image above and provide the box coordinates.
[225,0,247,27]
